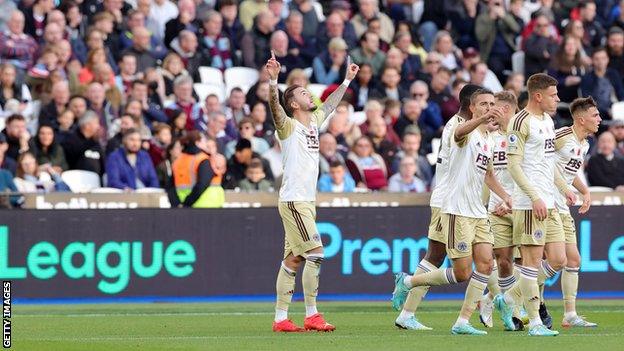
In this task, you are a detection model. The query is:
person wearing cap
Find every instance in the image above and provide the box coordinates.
[313,37,348,85]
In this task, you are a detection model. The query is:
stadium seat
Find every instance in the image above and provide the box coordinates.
[61,170,101,193]
[90,187,124,193]
[512,51,525,75]
[307,84,327,98]
[198,66,224,86]
[194,83,226,103]
[224,67,259,92]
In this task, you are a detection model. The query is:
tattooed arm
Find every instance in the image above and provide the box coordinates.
[320,60,360,120]
[269,82,288,131]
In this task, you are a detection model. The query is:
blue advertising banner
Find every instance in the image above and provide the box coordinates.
[1,207,623,300]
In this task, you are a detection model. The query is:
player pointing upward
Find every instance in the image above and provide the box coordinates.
[266,50,359,332]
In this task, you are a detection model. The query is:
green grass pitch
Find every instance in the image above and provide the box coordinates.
[13,300,623,351]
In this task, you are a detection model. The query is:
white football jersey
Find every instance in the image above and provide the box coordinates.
[553,126,589,213]
[488,130,514,212]
[506,109,557,210]
[278,109,326,202]
[430,115,464,208]
[442,127,494,219]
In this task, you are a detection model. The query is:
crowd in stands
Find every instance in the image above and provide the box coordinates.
[0,0,624,207]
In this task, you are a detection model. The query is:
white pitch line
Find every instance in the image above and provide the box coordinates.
[13,309,624,318]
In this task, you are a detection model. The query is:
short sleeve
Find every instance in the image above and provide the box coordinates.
[276,117,295,140]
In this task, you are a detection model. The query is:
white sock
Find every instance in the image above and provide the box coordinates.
[454,316,469,327]
[403,275,414,288]
[564,311,577,319]
[529,317,542,328]
[398,309,414,321]
[305,305,318,318]
[275,308,288,323]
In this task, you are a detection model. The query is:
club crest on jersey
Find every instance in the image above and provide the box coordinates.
[313,234,321,242]
[534,229,544,240]
[508,134,518,144]
[456,241,469,252]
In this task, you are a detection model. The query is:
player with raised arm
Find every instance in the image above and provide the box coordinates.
[493,73,575,336]
[392,89,512,335]
[266,51,359,332]
[392,84,483,331]
[554,97,599,328]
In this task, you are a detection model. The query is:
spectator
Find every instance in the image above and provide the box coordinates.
[156,138,182,191]
[1,114,29,160]
[418,0,449,52]
[0,63,32,115]
[580,1,606,50]
[23,0,54,41]
[204,111,233,153]
[84,28,118,72]
[249,101,275,146]
[370,66,409,101]
[61,111,105,175]
[164,0,201,49]
[432,31,462,71]
[468,61,504,93]
[169,109,188,139]
[148,122,172,166]
[127,80,168,128]
[285,10,316,66]
[262,135,283,180]
[224,138,273,189]
[313,37,348,85]
[393,30,426,72]
[0,10,39,71]
[609,119,624,156]
[318,159,356,193]
[172,30,209,81]
[475,0,521,82]
[319,132,346,175]
[524,13,559,77]
[238,158,274,192]
[351,0,394,44]
[350,31,385,75]
[0,0,15,34]
[549,36,587,103]
[607,27,624,81]
[367,116,399,167]
[85,82,118,144]
[0,168,20,207]
[165,75,202,131]
[200,10,236,71]
[122,26,159,74]
[106,128,159,190]
[289,0,321,38]
[149,0,179,41]
[586,131,624,190]
[56,110,76,144]
[409,81,443,136]
[225,87,250,126]
[388,156,427,193]
[359,100,401,145]
[325,102,360,156]
[225,117,271,158]
[219,0,245,52]
[115,54,139,96]
[581,47,624,118]
[383,47,409,90]
[350,63,377,111]
[414,51,443,84]
[241,10,276,69]
[448,0,482,50]
[14,151,69,193]
[90,11,121,63]
[392,129,433,185]
[316,11,358,52]
[106,114,136,155]
[429,67,460,122]
[78,48,108,84]
[161,53,188,99]
[30,123,68,173]
[120,10,167,60]
[270,30,306,82]
[239,0,269,31]
[504,72,526,99]
[0,133,16,175]
[346,136,388,190]
[135,0,160,43]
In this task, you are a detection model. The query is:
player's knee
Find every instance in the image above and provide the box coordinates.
[284,254,304,269]
[453,266,473,282]
[548,255,567,271]
[475,259,494,276]
[496,256,514,276]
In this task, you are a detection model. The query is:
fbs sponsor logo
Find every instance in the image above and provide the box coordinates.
[0,226,196,294]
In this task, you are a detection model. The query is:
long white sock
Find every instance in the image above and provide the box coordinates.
[305,305,318,318]
[275,308,288,323]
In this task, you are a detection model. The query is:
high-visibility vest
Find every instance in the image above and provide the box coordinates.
[173,152,224,208]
